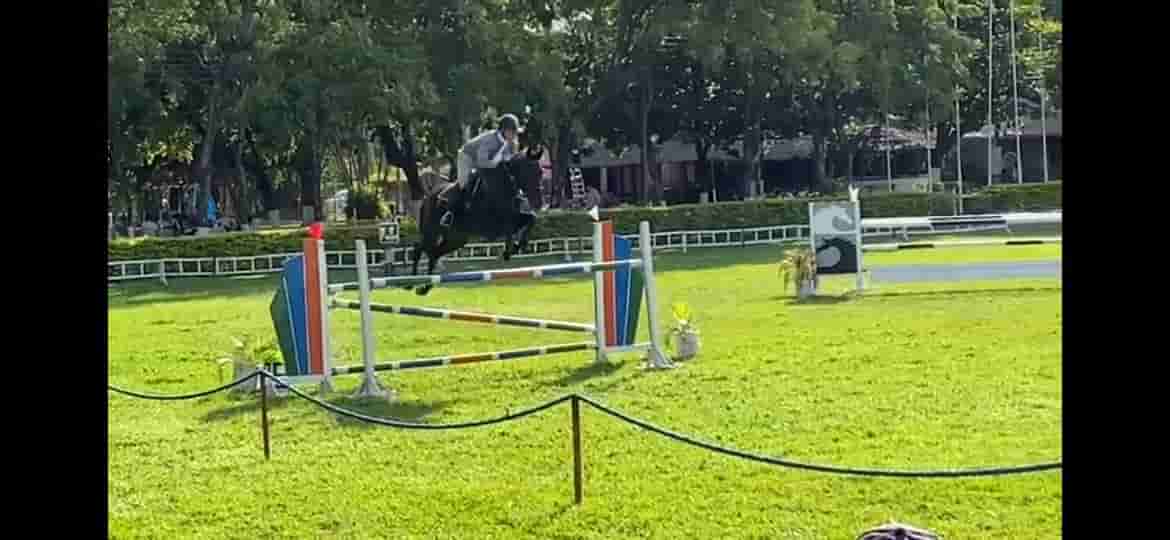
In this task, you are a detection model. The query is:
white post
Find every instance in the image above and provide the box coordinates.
[987,0,994,187]
[854,200,864,293]
[885,114,893,193]
[954,13,965,215]
[925,81,933,194]
[639,221,673,369]
[352,240,391,399]
[1039,33,1050,184]
[592,222,608,364]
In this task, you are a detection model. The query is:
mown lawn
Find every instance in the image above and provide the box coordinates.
[109,242,1062,539]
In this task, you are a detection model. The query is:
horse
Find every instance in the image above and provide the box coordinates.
[407,147,544,295]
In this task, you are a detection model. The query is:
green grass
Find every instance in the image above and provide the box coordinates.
[109,243,1062,539]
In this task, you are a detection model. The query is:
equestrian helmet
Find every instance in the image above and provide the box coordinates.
[497,113,523,133]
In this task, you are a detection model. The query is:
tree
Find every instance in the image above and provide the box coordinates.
[578,0,691,204]
[680,0,822,197]
[920,0,1053,182]
[109,0,196,222]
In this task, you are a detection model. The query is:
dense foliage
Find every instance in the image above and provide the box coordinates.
[109,0,1062,224]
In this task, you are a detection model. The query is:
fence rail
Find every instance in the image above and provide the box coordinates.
[107,216,1057,283]
[108,224,817,282]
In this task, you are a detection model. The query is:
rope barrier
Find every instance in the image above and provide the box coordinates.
[107,372,260,400]
[108,372,1062,478]
[577,395,1061,478]
[270,375,573,430]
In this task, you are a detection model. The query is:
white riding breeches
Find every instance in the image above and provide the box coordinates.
[456,153,474,189]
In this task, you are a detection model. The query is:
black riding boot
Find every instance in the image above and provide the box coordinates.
[440,187,462,228]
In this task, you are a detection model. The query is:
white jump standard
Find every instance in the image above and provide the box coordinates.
[270,220,674,400]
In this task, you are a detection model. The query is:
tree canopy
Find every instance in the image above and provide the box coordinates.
[109,0,1062,221]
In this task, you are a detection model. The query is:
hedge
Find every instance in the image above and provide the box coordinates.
[960,181,1062,213]
[108,182,1060,261]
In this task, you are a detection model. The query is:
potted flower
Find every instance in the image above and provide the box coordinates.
[668,302,701,360]
[217,337,282,396]
[778,247,818,299]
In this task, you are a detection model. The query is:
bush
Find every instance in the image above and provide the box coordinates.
[961,182,1061,213]
[108,184,1060,261]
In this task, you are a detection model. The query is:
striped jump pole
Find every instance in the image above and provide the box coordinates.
[332,342,596,374]
[331,298,595,334]
[271,219,673,401]
[328,259,643,294]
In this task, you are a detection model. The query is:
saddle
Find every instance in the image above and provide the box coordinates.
[439,171,520,219]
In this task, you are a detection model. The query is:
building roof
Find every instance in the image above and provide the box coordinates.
[962,114,1062,139]
[577,136,817,168]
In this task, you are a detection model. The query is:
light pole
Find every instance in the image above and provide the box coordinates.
[1009,0,1023,183]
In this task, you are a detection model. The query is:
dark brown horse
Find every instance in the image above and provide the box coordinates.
[407,147,543,295]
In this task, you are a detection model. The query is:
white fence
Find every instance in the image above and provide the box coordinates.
[108,224,814,282]
[108,214,1057,283]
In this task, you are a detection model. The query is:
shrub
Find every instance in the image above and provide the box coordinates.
[107,184,1060,261]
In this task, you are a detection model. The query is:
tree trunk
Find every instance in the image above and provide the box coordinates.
[811,131,828,192]
[246,133,276,212]
[695,137,711,197]
[110,144,130,223]
[639,79,652,204]
[742,122,760,199]
[646,142,662,202]
[552,122,573,208]
[845,146,856,184]
[375,121,424,203]
[132,158,157,223]
[741,67,760,199]
[297,139,322,223]
[234,134,248,221]
[357,133,372,189]
[194,89,219,226]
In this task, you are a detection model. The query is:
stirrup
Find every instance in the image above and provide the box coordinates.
[439,211,454,227]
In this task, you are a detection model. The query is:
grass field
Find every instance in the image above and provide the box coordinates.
[109,242,1062,539]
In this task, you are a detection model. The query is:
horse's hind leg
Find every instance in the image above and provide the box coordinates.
[415,254,439,296]
[502,234,514,262]
[406,243,426,292]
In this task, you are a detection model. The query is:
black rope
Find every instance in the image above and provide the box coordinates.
[577,395,1062,478]
[270,373,573,429]
[107,371,1062,477]
[108,372,260,400]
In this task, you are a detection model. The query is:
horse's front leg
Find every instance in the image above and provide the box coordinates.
[406,243,425,292]
[415,254,440,296]
[516,219,533,253]
[501,232,516,261]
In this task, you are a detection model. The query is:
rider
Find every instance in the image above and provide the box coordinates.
[441,113,522,227]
